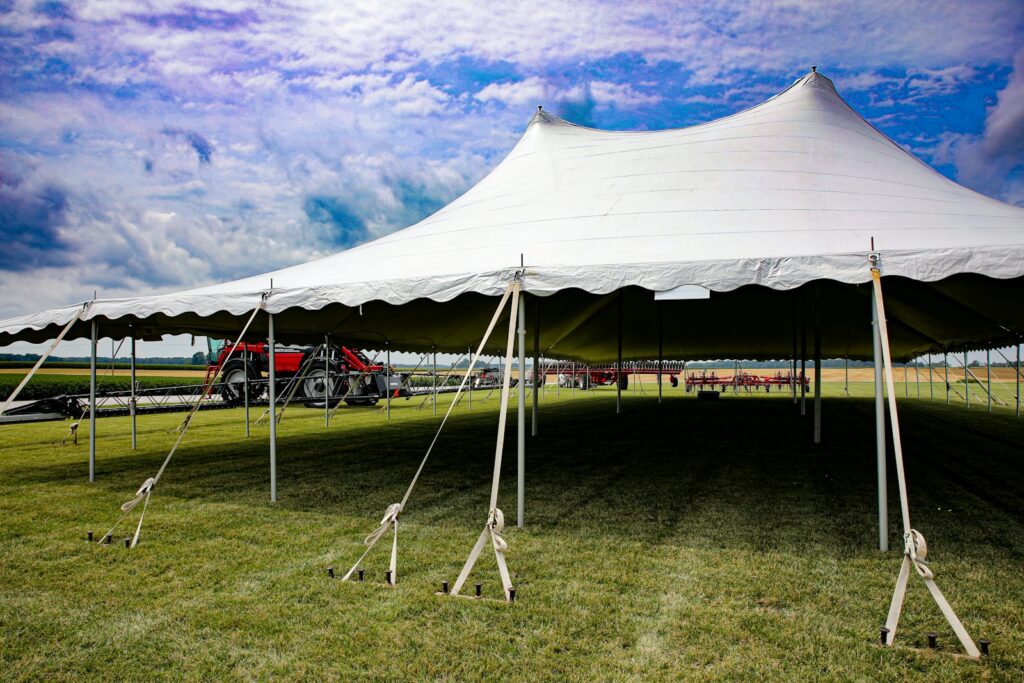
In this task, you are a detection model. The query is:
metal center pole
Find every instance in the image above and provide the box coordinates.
[324,334,330,428]
[964,347,969,409]
[616,292,623,415]
[944,351,949,405]
[89,319,97,482]
[987,347,992,413]
[532,301,539,434]
[915,360,920,399]
[268,314,277,502]
[386,342,391,421]
[871,295,888,551]
[800,302,806,416]
[929,355,934,402]
[467,345,472,410]
[432,345,437,416]
[813,285,822,443]
[658,304,663,404]
[130,331,137,450]
[517,293,527,527]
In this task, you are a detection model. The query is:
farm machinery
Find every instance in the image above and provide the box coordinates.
[684,370,807,393]
[553,361,684,390]
[208,342,408,407]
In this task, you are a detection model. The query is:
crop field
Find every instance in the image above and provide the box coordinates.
[1,383,1023,681]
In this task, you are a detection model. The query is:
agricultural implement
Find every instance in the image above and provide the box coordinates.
[684,370,807,393]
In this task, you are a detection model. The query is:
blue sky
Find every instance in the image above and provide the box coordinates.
[1,0,1023,336]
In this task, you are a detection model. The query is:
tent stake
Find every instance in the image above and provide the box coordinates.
[130,332,137,450]
[268,313,277,503]
[872,294,888,551]
[89,319,97,482]
[518,293,526,527]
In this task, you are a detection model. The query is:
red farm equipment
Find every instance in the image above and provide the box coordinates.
[684,370,807,393]
[207,342,407,407]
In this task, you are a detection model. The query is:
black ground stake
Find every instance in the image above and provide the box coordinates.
[103,534,112,545]
[358,569,364,582]
[123,538,131,549]
[86,531,93,542]
[979,639,990,656]
[927,632,938,649]
[441,581,449,594]
[475,583,482,598]
[880,627,890,645]
[385,570,393,585]
[509,588,516,603]
[327,567,334,578]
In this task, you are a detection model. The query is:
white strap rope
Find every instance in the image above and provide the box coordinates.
[1,303,89,417]
[341,283,519,583]
[99,300,265,547]
[450,284,521,601]
[416,353,466,410]
[871,264,980,658]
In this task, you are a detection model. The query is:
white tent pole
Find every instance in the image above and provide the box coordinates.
[915,359,920,399]
[929,355,934,402]
[1018,342,1021,418]
[244,343,250,437]
[432,346,438,416]
[517,293,526,527]
[616,292,623,415]
[844,355,849,396]
[324,334,330,429]
[467,346,472,410]
[813,286,821,443]
[89,319,97,482]
[386,342,392,421]
[657,303,663,405]
[872,294,888,551]
[791,308,798,404]
[130,331,137,450]
[800,299,806,416]
[904,364,908,398]
[987,347,992,413]
[268,313,277,503]
[964,347,969,409]
[532,301,539,434]
[944,351,949,405]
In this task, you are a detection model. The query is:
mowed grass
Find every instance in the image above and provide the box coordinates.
[1,385,1023,681]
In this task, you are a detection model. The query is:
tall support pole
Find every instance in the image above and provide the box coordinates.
[432,346,437,416]
[915,360,920,399]
[386,342,392,421]
[1017,342,1021,418]
[243,344,250,437]
[616,292,623,415]
[871,295,888,551]
[944,351,949,405]
[792,306,798,404]
[657,303,664,405]
[129,332,137,450]
[929,356,934,402]
[986,347,992,413]
[844,355,849,396]
[964,347,969,409]
[532,300,539,434]
[467,346,472,410]
[800,297,806,416]
[268,314,277,503]
[517,293,526,527]
[89,319,97,482]
[324,334,330,429]
[904,364,909,398]
[813,286,822,443]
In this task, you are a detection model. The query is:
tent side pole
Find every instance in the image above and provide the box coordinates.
[244,344,250,437]
[915,359,920,399]
[325,334,330,429]
[791,304,798,404]
[964,347,969,409]
[130,332,137,450]
[944,351,949,405]
[872,295,888,551]
[467,346,472,410]
[517,294,526,527]
[1017,341,1021,418]
[386,342,391,421]
[532,301,539,435]
[800,299,806,417]
[987,347,992,413]
[657,303,663,405]
[268,313,277,503]
[432,346,437,416]
[929,355,934,402]
[89,319,97,482]
[844,355,848,395]
[813,285,821,444]
[616,292,623,415]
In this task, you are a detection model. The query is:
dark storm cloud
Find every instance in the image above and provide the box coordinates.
[0,171,73,271]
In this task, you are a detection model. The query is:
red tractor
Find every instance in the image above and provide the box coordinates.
[207,342,407,407]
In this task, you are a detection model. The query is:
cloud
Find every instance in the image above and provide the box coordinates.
[161,127,214,165]
[0,169,72,270]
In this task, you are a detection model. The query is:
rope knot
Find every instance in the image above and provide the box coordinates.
[904,529,932,579]
[121,477,156,512]
[488,507,508,553]
[363,503,402,546]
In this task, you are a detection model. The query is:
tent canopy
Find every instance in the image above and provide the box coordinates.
[2,70,1023,360]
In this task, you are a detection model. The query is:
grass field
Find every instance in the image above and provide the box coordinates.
[1,385,1023,681]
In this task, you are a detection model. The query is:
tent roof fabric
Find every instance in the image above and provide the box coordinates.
[2,71,1023,359]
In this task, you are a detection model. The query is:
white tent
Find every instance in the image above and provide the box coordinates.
[2,68,1023,359]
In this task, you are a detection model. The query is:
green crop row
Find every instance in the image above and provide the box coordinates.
[0,374,206,401]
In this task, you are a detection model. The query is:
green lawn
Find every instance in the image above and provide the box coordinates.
[1,386,1022,681]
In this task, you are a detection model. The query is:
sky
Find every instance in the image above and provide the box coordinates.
[1,0,1023,359]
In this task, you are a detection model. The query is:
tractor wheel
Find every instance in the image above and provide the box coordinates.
[220,358,260,406]
[670,375,679,388]
[299,362,342,399]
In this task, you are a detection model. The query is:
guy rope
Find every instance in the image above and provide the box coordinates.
[340,279,521,586]
[870,254,980,658]
[95,297,266,549]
